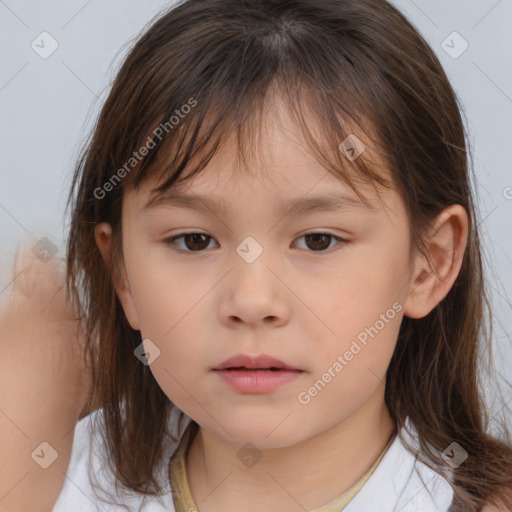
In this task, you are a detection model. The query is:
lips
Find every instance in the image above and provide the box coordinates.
[212,354,304,393]
[213,353,301,372]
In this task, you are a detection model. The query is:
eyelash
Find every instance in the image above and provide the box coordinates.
[164,232,349,254]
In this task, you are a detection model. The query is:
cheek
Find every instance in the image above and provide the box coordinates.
[122,253,208,398]
[125,247,199,335]
[135,282,208,368]
[296,311,401,427]
[135,301,210,414]
[320,256,406,341]
[304,246,407,390]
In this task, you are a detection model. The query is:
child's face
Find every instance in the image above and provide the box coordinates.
[115,106,416,448]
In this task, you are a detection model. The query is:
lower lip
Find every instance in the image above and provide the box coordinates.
[213,369,303,393]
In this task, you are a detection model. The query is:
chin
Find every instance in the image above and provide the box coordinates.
[211,419,307,450]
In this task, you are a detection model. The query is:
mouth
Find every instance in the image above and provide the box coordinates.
[220,367,292,371]
[213,353,303,372]
[212,354,304,393]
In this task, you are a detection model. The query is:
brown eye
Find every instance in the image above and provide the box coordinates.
[304,233,331,251]
[166,233,215,252]
[183,233,211,251]
[165,232,347,254]
[295,233,346,252]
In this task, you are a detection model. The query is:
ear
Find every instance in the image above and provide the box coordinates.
[94,222,141,330]
[403,205,469,319]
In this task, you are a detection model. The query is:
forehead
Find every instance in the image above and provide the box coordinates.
[127,93,395,215]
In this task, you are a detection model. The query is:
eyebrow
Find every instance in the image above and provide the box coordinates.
[144,189,375,215]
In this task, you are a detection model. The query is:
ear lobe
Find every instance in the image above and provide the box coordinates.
[94,223,141,330]
[403,205,468,319]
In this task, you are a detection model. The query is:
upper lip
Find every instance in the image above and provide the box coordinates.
[213,354,301,371]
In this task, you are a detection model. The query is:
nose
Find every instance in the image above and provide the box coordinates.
[218,252,291,329]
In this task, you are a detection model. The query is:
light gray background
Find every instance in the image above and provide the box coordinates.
[0,1,511,422]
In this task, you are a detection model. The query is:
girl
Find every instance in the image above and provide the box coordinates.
[47,0,512,510]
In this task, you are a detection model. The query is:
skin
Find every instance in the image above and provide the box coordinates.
[0,100,505,510]
[0,248,91,512]
[95,97,470,512]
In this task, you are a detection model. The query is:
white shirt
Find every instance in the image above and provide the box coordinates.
[52,408,454,512]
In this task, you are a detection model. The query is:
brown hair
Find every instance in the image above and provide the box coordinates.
[66,0,512,510]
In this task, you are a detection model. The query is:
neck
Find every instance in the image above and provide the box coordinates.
[186,384,395,512]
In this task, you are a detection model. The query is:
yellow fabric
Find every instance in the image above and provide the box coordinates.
[169,421,199,512]
[169,422,395,512]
